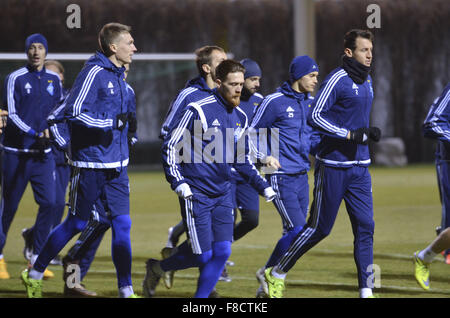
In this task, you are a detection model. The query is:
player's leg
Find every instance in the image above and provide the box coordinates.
[343,166,375,298]
[23,167,100,296]
[233,180,260,241]
[264,174,308,268]
[414,227,450,290]
[0,152,31,255]
[63,204,109,297]
[102,167,138,298]
[267,164,346,297]
[194,189,234,298]
[143,193,215,297]
[28,154,56,265]
[256,173,308,296]
[437,160,450,261]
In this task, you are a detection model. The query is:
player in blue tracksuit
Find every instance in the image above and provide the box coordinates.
[251,55,320,297]
[21,59,71,265]
[143,60,276,298]
[60,64,138,297]
[160,46,228,256]
[231,58,264,242]
[264,29,382,298]
[0,34,63,279]
[422,83,450,263]
[22,23,139,298]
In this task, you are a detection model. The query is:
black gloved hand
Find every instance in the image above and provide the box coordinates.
[116,113,128,131]
[36,136,51,153]
[128,114,137,134]
[349,127,370,145]
[369,127,381,142]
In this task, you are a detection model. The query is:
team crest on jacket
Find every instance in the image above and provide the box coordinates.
[25,82,32,94]
[46,82,54,96]
[108,81,114,94]
[286,106,295,118]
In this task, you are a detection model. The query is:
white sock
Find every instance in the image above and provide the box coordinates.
[28,268,44,280]
[31,254,38,265]
[359,288,373,298]
[119,285,134,298]
[418,247,436,263]
[271,266,287,280]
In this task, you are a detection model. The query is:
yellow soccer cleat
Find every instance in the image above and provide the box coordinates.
[264,267,285,298]
[127,293,141,298]
[413,251,430,290]
[43,268,54,280]
[0,258,10,279]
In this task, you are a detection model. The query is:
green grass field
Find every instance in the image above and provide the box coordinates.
[0,164,449,298]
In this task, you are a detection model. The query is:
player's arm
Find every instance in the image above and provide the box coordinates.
[249,97,278,163]
[307,77,349,140]
[423,88,450,142]
[233,122,276,202]
[160,89,192,140]
[65,67,118,131]
[161,104,198,198]
[4,74,40,137]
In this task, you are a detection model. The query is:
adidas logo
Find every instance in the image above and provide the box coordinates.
[352,83,358,89]
[212,119,221,126]
[286,106,294,112]
[108,81,114,88]
[25,82,32,93]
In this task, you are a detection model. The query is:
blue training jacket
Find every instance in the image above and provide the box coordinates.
[160,75,214,140]
[423,83,450,160]
[48,51,132,169]
[251,81,319,174]
[2,65,63,154]
[308,67,374,167]
[162,89,270,197]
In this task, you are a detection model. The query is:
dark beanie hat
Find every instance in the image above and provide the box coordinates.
[289,55,318,82]
[25,33,48,55]
[240,58,262,79]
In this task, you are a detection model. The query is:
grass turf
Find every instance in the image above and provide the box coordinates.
[0,164,449,298]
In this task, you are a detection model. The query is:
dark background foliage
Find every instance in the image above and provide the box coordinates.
[1,0,448,164]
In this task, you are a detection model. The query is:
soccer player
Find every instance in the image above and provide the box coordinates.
[0,34,63,280]
[422,82,450,264]
[413,227,450,290]
[21,22,139,298]
[263,29,381,298]
[159,46,227,287]
[251,55,320,297]
[60,63,137,297]
[143,60,276,298]
[22,60,71,266]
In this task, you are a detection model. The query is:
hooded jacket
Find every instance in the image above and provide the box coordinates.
[250,81,318,174]
[160,75,214,140]
[423,83,450,160]
[162,89,269,197]
[48,51,131,169]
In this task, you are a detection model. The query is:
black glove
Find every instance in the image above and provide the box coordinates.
[349,127,370,145]
[369,127,381,142]
[116,113,128,131]
[128,114,137,133]
[36,136,51,153]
